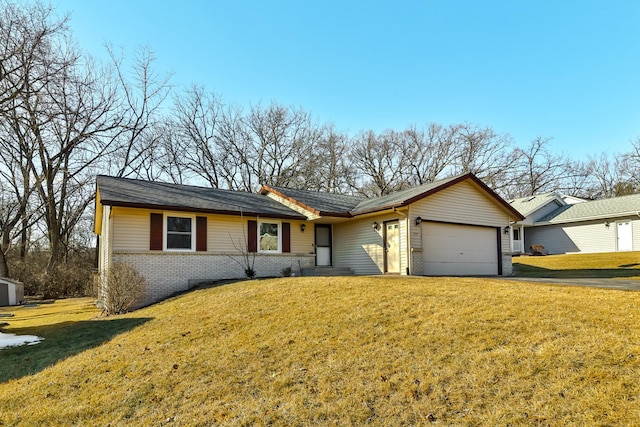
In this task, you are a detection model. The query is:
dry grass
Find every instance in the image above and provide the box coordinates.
[513,251,640,278]
[2,276,640,426]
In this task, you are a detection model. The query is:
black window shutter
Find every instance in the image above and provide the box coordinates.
[248,220,257,253]
[196,216,207,251]
[150,213,163,250]
[282,222,291,253]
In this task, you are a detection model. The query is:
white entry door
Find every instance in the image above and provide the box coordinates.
[617,221,633,251]
[385,220,401,273]
[315,225,332,266]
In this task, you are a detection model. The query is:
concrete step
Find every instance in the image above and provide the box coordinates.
[300,266,355,277]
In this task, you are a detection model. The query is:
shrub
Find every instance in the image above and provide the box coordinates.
[244,268,256,279]
[281,266,292,277]
[7,249,94,298]
[530,244,545,256]
[101,263,145,316]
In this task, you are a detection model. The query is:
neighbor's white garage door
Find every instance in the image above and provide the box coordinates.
[422,222,498,275]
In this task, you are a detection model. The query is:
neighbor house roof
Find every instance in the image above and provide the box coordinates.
[508,192,564,217]
[96,175,306,219]
[537,192,640,224]
[263,173,524,220]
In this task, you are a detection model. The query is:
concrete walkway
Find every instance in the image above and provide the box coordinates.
[500,276,640,291]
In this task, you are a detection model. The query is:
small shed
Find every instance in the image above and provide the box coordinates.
[0,278,24,306]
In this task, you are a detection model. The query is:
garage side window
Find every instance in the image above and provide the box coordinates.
[166,215,194,250]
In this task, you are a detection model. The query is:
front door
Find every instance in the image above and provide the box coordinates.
[384,220,401,273]
[617,221,633,251]
[315,224,332,266]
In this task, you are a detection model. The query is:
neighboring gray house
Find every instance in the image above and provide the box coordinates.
[95,173,523,307]
[508,192,640,254]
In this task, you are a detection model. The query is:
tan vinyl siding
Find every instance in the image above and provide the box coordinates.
[333,214,408,275]
[399,218,408,273]
[207,215,247,253]
[526,218,639,254]
[410,181,511,227]
[289,221,315,254]
[408,180,512,253]
[111,207,313,255]
[111,207,150,251]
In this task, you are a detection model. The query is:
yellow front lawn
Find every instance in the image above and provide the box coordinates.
[1,277,640,425]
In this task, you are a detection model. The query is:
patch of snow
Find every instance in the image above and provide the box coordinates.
[0,332,43,349]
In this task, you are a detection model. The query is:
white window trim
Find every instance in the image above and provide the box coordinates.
[163,213,196,252]
[258,220,282,253]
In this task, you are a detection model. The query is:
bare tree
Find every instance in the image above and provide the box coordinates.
[107,46,172,179]
[0,4,124,273]
[508,137,570,197]
[0,1,67,112]
[296,125,355,193]
[351,129,410,197]
[0,122,41,276]
[0,1,68,277]
[241,102,321,190]
[171,86,227,187]
[588,153,634,198]
[620,137,640,192]
[402,123,457,186]
[452,123,514,192]
[558,159,598,199]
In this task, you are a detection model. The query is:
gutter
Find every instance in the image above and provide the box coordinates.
[99,200,307,221]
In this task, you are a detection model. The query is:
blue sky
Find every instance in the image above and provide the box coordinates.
[53,0,640,158]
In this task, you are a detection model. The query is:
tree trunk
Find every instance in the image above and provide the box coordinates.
[0,247,8,278]
[19,214,28,260]
[46,224,64,275]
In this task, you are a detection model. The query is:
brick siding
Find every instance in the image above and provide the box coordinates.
[112,251,315,308]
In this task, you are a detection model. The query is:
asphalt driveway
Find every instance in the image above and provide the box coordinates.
[504,276,640,291]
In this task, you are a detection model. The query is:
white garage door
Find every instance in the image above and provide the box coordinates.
[423,222,498,275]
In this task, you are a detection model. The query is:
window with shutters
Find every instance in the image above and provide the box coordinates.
[165,214,196,251]
[258,221,281,253]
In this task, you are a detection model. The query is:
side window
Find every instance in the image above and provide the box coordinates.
[259,221,280,252]
[165,215,194,250]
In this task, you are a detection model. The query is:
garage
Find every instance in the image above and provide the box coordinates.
[422,222,499,275]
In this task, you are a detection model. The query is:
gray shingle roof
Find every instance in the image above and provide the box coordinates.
[352,175,466,214]
[352,174,523,219]
[98,172,525,222]
[265,173,524,220]
[538,193,640,223]
[508,192,562,217]
[266,186,365,216]
[97,175,306,219]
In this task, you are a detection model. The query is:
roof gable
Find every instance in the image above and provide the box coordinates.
[260,185,364,217]
[96,175,305,219]
[508,192,565,218]
[351,173,524,219]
